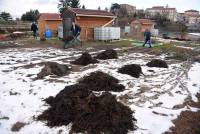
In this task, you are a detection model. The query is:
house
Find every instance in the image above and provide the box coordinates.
[38,13,62,37]
[120,4,136,15]
[184,10,200,24]
[185,10,199,16]
[61,8,116,41]
[146,6,177,21]
[131,19,155,33]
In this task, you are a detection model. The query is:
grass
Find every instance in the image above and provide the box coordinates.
[109,40,132,47]
[15,38,199,62]
[152,43,197,61]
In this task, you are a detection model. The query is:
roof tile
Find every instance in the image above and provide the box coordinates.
[40,13,61,20]
[70,8,115,17]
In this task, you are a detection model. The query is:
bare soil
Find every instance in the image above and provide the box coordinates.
[38,84,136,134]
[164,93,200,134]
[36,62,70,79]
[95,49,118,60]
[78,71,125,92]
[146,59,168,68]
[11,122,26,132]
[118,64,143,78]
[71,52,99,66]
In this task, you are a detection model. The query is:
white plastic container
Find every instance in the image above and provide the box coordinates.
[151,29,159,37]
[94,27,120,41]
[109,27,120,40]
[125,26,131,33]
[58,25,63,39]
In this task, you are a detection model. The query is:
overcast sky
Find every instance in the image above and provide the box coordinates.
[0,0,200,18]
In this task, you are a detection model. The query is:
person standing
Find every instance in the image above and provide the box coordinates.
[31,22,38,39]
[71,21,81,43]
[143,29,152,48]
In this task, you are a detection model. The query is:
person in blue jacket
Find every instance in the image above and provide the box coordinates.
[71,21,81,42]
[143,29,152,48]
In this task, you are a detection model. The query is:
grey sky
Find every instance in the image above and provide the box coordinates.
[0,0,199,18]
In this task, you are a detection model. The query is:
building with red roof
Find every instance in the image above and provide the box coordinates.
[38,8,116,40]
[61,8,116,41]
[131,19,155,33]
[38,13,62,37]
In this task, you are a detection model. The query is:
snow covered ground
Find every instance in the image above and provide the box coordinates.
[0,47,200,134]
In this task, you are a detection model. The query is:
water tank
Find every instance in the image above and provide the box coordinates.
[45,29,52,38]
[58,26,63,39]
[125,26,131,33]
[109,27,120,40]
[151,29,159,37]
[94,27,120,41]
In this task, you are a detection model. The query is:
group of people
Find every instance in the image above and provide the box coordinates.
[31,21,81,42]
[31,21,152,48]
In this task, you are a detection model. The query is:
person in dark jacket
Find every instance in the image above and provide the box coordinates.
[31,22,38,39]
[143,29,152,48]
[71,22,81,41]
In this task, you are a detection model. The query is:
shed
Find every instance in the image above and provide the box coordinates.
[131,19,155,33]
[61,8,116,41]
[38,13,62,37]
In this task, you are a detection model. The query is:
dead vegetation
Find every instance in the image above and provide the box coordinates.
[152,44,200,61]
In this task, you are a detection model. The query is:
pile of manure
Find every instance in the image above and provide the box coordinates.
[95,49,118,60]
[71,52,99,66]
[118,64,143,78]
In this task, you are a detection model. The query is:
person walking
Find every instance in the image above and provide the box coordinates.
[31,22,38,39]
[143,29,152,48]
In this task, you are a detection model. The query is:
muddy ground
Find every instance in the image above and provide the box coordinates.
[0,38,200,134]
[164,93,200,134]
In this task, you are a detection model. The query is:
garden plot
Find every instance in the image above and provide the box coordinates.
[0,47,200,134]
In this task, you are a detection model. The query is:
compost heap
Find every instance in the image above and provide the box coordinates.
[38,85,136,134]
[36,62,70,79]
[146,59,168,68]
[118,64,143,78]
[71,52,99,66]
[78,71,125,92]
[95,49,118,60]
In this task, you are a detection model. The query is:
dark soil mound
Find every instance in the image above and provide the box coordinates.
[38,84,92,126]
[95,49,118,60]
[164,93,200,134]
[36,62,70,79]
[38,88,136,134]
[11,122,26,132]
[71,92,136,134]
[71,52,99,66]
[78,71,125,92]
[165,111,200,134]
[118,64,142,78]
[146,59,168,68]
